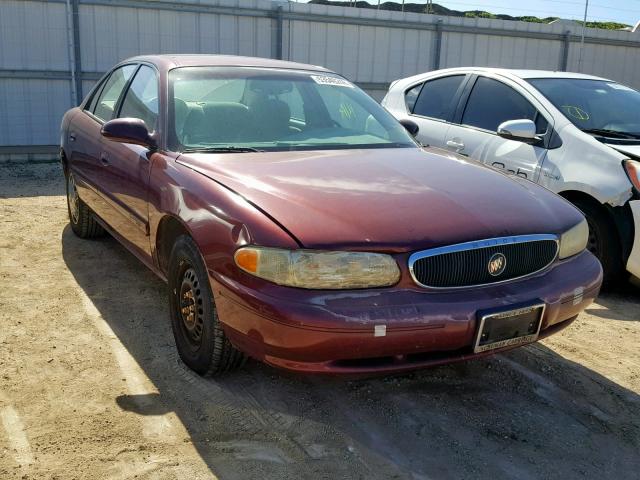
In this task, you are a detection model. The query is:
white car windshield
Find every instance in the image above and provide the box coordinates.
[169,67,416,152]
[529,78,640,140]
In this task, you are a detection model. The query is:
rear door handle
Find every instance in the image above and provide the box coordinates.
[69,132,76,142]
[100,152,110,166]
[446,140,465,151]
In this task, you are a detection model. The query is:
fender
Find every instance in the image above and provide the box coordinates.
[147,153,299,281]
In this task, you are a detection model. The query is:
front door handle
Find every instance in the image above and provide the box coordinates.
[446,139,465,151]
[100,152,110,166]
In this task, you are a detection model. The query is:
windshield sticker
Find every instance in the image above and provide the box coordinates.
[339,103,356,119]
[609,83,634,91]
[562,105,590,121]
[311,75,354,88]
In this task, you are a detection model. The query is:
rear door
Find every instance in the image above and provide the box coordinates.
[444,75,551,182]
[406,74,469,148]
[98,64,160,258]
[68,64,137,220]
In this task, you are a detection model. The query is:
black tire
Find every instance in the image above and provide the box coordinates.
[572,198,624,288]
[66,171,105,238]
[168,235,246,376]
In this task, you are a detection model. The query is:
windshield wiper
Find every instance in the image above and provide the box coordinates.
[181,146,263,153]
[581,128,640,139]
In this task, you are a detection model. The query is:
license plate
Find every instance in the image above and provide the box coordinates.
[474,304,545,353]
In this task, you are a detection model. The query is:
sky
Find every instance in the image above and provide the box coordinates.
[299,1,640,26]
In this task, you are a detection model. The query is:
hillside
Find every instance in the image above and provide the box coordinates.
[308,1,630,30]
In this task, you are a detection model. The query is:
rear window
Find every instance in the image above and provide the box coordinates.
[411,75,465,121]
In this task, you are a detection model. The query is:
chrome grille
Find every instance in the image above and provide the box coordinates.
[409,235,559,289]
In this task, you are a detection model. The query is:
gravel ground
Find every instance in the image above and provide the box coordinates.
[1,162,639,480]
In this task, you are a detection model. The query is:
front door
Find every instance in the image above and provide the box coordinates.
[445,76,551,183]
[98,64,160,258]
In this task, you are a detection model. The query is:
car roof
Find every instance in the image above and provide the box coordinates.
[125,54,332,73]
[413,67,611,82]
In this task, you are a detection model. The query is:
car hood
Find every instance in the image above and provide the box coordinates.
[605,142,640,159]
[178,147,582,251]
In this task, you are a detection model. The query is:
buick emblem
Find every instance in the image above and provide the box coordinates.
[488,253,507,276]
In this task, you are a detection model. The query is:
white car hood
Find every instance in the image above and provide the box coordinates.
[606,143,640,159]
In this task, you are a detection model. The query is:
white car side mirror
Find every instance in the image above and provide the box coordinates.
[497,119,539,143]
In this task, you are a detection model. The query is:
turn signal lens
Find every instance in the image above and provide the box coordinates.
[558,219,589,259]
[234,246,400,289]
[234,248,258,273]
[623,159,640,192]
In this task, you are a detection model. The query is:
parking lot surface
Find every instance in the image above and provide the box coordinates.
[1,163,639,480]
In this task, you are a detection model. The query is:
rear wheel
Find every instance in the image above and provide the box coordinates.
[168,235,246,376]
[66,171,105,238]
[572,198,624,287]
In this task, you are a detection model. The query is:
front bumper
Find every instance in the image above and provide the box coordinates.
[626,200,640,278]
[212,250,602,374]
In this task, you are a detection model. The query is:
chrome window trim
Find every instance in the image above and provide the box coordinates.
[408,234,560,289]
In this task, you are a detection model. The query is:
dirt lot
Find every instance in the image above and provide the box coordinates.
[1,162,639,480]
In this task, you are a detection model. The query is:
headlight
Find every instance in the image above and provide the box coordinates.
[558,219,589,259]
[234,246,400,289]
[623,159,640,193]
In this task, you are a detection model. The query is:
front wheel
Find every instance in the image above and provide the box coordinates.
[66,171,104,238]
[168,235,246,376]
[573,199,624,287]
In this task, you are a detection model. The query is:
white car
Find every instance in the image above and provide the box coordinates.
[383,68,640,286]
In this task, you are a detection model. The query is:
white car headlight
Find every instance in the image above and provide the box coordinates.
[234,247,400,289]
[558,219,589,259]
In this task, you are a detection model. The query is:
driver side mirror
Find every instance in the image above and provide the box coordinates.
[399,119,419,137]
[101,118,157,149]
[497,119,540,144]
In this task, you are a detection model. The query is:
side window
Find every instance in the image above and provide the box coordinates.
[462,77,546,134]
[404,83,423,112]
[85,78,107,113]
[412,75,465,121]
[93,65,137,122]
[119,65,159,132]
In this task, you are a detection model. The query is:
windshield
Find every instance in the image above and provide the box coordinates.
[168,67,416,152]
[528,78,640,140]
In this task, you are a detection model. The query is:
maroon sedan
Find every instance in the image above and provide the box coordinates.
[60,55,602,375]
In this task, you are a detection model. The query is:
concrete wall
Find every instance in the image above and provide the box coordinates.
[2,0,640,160]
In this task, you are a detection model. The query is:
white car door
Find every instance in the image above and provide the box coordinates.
[403,74,469,148]
[444,75,551,183]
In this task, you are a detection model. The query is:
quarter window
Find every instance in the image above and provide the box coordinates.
[92,65,137,122]
[412,75,465,120]
[462,77,547,134]
[119,65,159,132]
[404,83,423,112]
[85,78,107,113]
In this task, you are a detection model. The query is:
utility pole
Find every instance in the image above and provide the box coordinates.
[578,0,589,72]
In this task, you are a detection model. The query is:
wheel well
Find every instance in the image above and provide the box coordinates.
[60,149,68,175]
[558,189,629,255]
[558,190,605,214]
[156,216,191,275]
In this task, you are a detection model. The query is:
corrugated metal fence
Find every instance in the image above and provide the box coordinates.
[2,0,640,160]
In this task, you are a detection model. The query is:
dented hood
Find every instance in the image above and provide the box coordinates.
[178,147,583,251]
[606,142,640,159]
